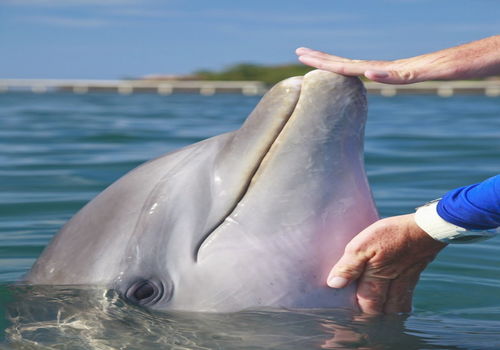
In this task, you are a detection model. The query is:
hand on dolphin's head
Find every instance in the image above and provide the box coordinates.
[296,35,500,315]
[296,35,500,84]
[326,214,446,314]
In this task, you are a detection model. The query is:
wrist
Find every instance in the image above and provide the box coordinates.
[414,200,499,244]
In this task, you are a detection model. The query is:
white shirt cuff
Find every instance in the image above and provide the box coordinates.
[414,201,464,241]
[414,200,499,243]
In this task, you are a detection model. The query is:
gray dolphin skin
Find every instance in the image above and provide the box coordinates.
[26,70,379,312]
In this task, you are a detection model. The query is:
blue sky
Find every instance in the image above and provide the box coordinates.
[0,0,498,79]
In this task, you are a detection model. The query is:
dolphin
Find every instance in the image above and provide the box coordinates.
[26,70,379,312]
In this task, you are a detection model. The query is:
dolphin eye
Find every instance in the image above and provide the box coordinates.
[125,279,164,306]
[134,282,155,300]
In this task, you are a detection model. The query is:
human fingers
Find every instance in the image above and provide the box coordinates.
[355,275,392,314]
[295,47,352,62]
[364,69,420,84]
[297,54,370,77]
[296,49,423,84]
[296,54,404,83]
[295,47,314,55]
[327,246,369,289]
[382,263,426,314]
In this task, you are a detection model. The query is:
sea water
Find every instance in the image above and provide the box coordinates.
[1,92,499,349]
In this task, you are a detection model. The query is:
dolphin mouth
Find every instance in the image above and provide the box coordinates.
[194,70,366,262]
[193,76,305,261]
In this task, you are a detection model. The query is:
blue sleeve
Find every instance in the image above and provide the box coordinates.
[437,175,500,230]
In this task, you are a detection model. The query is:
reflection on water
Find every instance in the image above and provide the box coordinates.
[4,285,457,350]
[6,285,498,350]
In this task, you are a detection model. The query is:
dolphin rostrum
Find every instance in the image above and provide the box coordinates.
[26,70,379,312]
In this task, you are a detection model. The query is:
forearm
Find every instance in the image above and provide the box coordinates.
[415,175,500,243]
[414,35,500,81]
[438,175,500,229]
[296,35,500,84]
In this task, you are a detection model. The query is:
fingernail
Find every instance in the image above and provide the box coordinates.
[298,55,316,63]
[296,47,312,53]
[297,55,308,63]
[366,70,389,78]
[327,276,349,288]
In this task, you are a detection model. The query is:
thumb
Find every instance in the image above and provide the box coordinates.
[365,69,417,84]
[327,250,368,289]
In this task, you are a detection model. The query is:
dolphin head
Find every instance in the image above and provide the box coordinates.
[26,70,378,312]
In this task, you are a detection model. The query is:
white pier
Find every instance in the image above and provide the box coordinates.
[0,79,499,97]
[0,79,267,96]
[365,80,500,97]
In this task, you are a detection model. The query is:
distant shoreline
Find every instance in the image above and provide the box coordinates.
[138,63,500,86]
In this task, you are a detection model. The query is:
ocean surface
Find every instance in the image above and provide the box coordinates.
[0,90,499,349]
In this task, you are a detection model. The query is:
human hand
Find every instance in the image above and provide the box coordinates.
[296,35,500,84]
[296,47,428,84]
[327,214,446,314]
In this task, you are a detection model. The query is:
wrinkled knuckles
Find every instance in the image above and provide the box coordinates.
[344,241,370,260]
[397,70,418,83]
[367,270,400,280]
[333,264,363,279]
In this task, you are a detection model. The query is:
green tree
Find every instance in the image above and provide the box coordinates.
[194,63,316,85]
